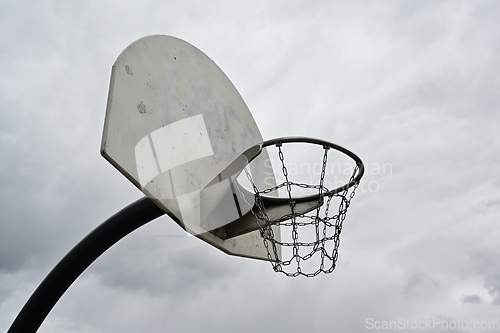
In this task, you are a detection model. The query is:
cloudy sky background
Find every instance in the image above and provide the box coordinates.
[1,1,500,332]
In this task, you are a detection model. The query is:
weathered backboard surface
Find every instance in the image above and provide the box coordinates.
[101,35,280,260]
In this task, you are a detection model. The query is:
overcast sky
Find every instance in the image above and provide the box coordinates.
[1,1,500,332]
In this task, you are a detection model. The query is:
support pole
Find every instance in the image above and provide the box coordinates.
[7,197,165,333]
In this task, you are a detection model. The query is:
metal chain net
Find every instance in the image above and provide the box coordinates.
[248,143,360,277]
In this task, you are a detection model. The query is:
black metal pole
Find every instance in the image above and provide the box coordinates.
[7,197,165,333]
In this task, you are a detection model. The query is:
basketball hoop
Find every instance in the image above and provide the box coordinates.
[246,137,364,277]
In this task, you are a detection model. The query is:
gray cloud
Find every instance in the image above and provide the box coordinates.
[2,1,500,332]
[469,250,500,305]
[404,267,440,295]
[462,294,482,305]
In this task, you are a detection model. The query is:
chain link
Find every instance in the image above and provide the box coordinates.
[250,142,361,277]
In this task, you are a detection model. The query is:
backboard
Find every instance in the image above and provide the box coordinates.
[101,35,280,260]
